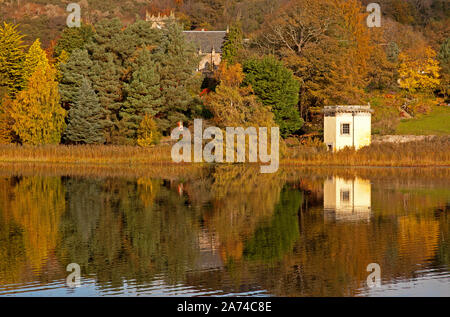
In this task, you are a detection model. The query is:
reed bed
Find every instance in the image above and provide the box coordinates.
[0,136,448,168]
[0,144,173,164]
[284,136,450,167]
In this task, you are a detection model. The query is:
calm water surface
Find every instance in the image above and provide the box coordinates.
[0,166,448,296]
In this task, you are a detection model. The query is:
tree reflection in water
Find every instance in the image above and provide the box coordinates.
[0,167,448,296]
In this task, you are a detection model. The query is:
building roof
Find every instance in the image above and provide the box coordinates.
[323,105,374,115]
[183,31,227,53]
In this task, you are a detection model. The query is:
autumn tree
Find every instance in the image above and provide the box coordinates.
[22,39,48,85]
[243,56,302,137]
[366,30,397,90]
[398,47,441,93]
[137,114,161,147]
[257,0,373,114]
[0,23,26,96]
[387,42,400,63]
[257,0,334,56]
[206,63,275,128]
[11,64,66,145]
[64,77,108,144]
[214,61,244,87]
[0,96,17,144]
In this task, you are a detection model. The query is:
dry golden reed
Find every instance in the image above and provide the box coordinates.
[284,136,450,167]
[0,136,448,168]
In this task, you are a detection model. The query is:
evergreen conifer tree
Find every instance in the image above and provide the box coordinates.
[90,54,122,142]
[243,56,303,137]
[55,24,94,56]
[120,50,162,143]
[59,49,93,107]
[153,22,200,133]
[222,23,244,64]
[65,77,107,144]
[438,38,450,100]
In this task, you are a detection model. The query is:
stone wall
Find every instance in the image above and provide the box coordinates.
[198,52,222,72]
[372,135,437,144]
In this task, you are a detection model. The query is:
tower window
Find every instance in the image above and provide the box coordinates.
[341,123,350,135]
[341,190,350,202]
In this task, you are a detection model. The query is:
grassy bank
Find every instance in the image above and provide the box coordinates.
[0,136,449,167]
[395,107,450,135]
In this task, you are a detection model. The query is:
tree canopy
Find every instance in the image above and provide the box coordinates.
[243,56,303,137]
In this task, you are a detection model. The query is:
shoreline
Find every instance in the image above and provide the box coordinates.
[0,160,448,168]
[0,162,448,183]
[0,136,449,168]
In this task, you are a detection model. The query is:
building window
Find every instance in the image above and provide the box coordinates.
[340,190,350,202]
[341,123,351,135]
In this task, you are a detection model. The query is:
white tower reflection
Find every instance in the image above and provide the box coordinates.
[323,176,372,222]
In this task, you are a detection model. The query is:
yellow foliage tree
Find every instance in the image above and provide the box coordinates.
[208,62,275,128]
[214,62,245,88]
[0,95,17,143]
[22,39,49,85]
[11,64,66,145]
[137,114,160,147]
[55,49,69,81]
[398,47,441,93]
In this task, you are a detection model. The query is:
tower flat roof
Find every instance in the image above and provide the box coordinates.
[323,105,373,114]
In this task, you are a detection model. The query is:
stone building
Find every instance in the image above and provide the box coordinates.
[145,11,228,74]
[323,105,373,151]
[183,30,228,74]
[145,10,175,29]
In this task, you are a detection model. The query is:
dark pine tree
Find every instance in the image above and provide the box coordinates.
[90,53,122,143]
[222,23,243,65]
[243,56,303,137]
[59,49,93,108]
[64,77,109,144]
[120,49,163,143]
[55,24,94,57]
[153,22,200,133]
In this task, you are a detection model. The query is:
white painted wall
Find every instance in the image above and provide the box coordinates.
[335,113,354,150]
[324,116,336,151]
[353,113,371,150]
[324,110,372,151]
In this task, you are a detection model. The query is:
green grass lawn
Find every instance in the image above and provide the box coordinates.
[396,106,450,135]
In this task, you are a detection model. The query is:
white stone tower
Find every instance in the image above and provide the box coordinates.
[323,105,373,151]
